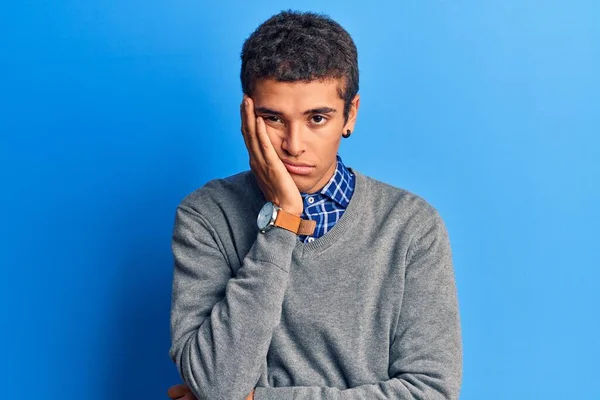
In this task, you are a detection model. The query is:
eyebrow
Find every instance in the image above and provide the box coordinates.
[254,106,337,116]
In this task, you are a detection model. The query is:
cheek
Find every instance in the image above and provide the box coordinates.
[309,136,340,158]
[317,126,343,146]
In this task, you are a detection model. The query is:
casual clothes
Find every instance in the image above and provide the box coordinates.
[169,167,462,400]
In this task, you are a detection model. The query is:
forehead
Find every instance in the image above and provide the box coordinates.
[252,78,344,112]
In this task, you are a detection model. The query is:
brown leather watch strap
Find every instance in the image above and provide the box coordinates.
[274,208,316,236]
[273,208,302,233]
[298,219,316,236]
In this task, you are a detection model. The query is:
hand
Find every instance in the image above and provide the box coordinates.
[240,95,303,216]
[167,383,254,400]
[167,383,194,400]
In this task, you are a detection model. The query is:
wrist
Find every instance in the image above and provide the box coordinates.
[278,204,303,216]
[257,201,314,236]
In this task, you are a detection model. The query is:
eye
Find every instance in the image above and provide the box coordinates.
[264,115,283,124]
[311,115,328,125]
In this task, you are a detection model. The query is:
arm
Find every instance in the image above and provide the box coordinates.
[169,203,297,400]
[169,94,305,399]
[252,210,462,400]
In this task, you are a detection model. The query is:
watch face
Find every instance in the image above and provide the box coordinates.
[257,202,275,231]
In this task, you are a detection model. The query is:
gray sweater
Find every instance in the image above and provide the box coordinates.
[169,167,462,400]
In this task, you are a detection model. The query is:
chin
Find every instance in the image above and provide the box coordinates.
[291,176,314,193]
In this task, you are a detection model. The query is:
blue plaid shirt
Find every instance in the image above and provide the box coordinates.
[298,154,355,243]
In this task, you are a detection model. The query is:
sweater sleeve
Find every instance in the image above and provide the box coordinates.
[253,210,462,400]
[169,204,298,400]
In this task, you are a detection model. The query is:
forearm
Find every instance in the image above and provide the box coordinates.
[253,374,458,400]
[170,206,298,400]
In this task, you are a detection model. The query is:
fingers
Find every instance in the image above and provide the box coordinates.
[240,96,250,150]
[240,95,265,168]
[167,383,191,399]
[255,116,280,167]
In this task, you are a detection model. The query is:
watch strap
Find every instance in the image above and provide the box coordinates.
[298,219,316,236]
[274,208,316,236]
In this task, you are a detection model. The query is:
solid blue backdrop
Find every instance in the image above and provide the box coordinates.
[1,1,598,399]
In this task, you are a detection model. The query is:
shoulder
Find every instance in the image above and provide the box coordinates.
[354,169,446,240]
[358,170,440,220]
[355,171,451,263]
[176,170,262,217]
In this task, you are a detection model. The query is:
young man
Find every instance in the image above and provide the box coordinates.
[167,10,462,400]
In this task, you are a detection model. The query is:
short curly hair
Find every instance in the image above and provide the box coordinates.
[240,10,359,122]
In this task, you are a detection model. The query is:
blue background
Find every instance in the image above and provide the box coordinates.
[1,1,598,399]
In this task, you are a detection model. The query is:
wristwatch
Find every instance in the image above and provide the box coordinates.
[257,201,316,236]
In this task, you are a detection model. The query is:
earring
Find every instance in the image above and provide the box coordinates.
[342,129,352,138]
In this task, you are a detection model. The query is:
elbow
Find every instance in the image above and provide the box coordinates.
[395,367,462,400]
[170,332,212,399]
[171,332,252,400]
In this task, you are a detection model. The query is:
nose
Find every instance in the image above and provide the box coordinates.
[281,122,305,157]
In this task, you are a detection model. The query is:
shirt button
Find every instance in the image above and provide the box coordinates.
[307,237,315,243]
[307,197,315,204]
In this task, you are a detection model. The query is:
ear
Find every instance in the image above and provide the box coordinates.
[343,94,360,133]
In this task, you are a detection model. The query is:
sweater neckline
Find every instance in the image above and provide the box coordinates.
[294,167,367,254]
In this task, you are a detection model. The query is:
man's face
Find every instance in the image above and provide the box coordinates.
[251,78,359,194]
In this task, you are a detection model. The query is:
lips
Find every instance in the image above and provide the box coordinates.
[282,160,314,175]
[282,160,313,167]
